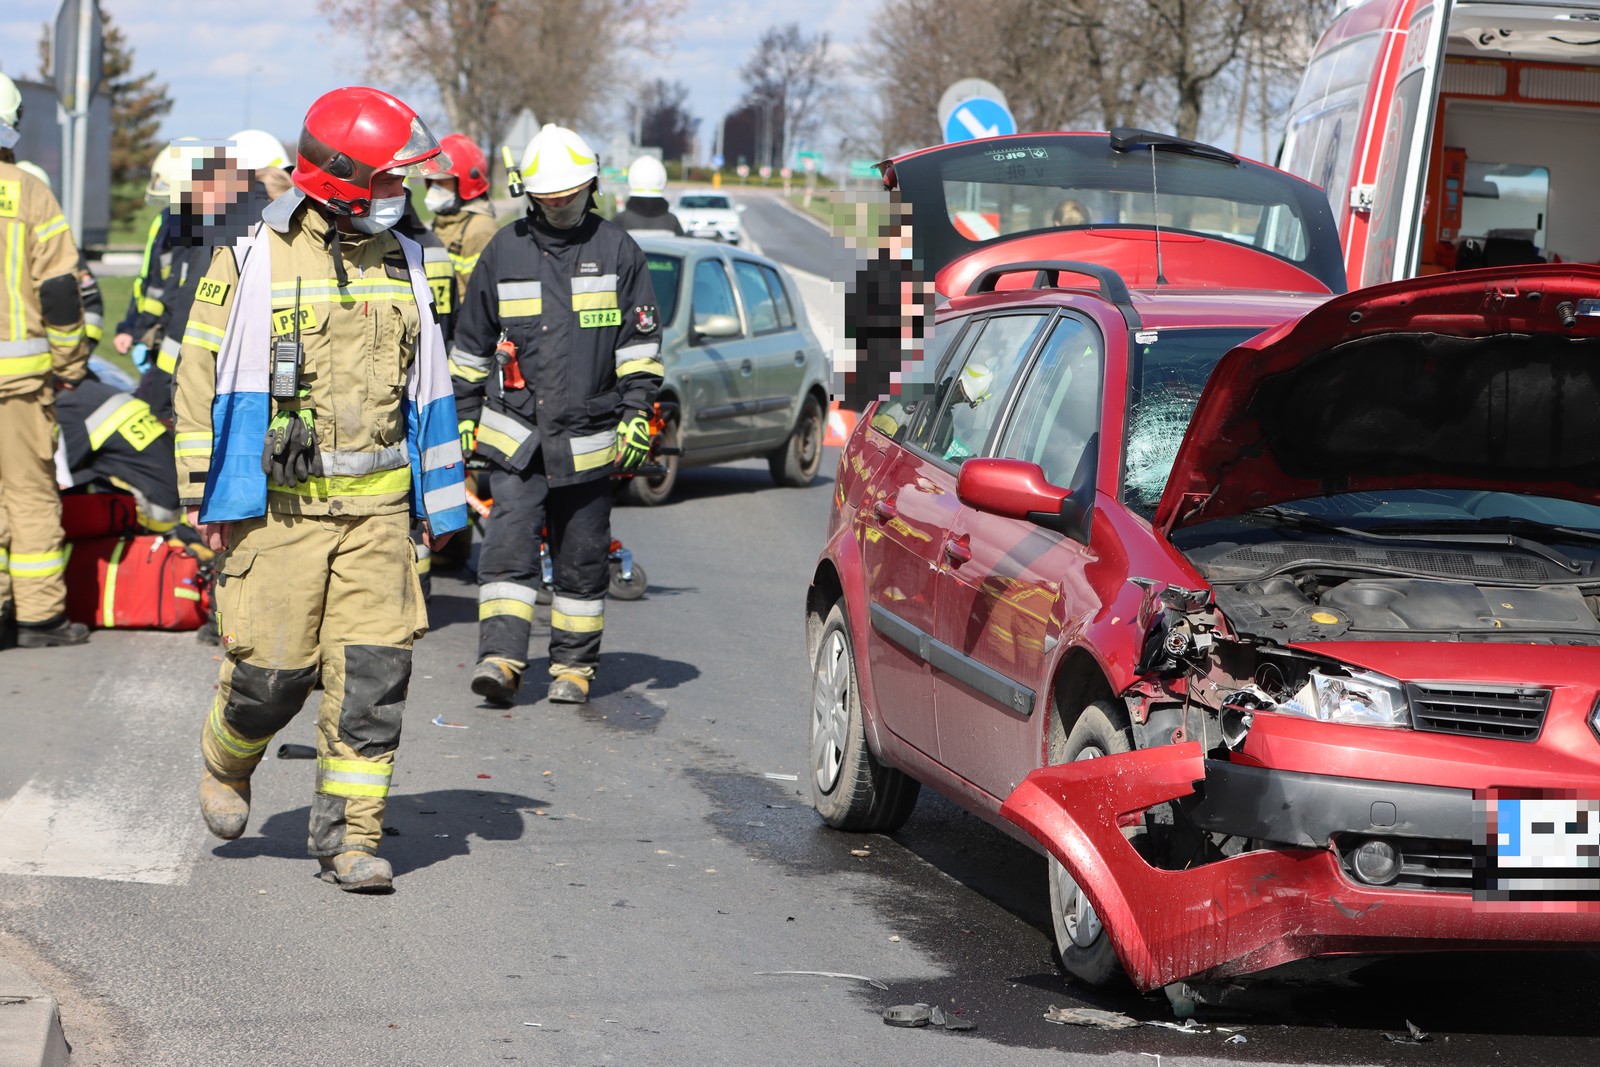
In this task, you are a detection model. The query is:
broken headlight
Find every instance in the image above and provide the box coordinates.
[1269,669,1410,728]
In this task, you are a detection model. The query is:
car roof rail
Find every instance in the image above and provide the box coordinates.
[965,260,1132,303]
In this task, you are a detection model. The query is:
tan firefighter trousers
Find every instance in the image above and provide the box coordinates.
[0,390,68,623]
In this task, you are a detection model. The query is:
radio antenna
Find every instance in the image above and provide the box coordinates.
[1150,148,1168,287]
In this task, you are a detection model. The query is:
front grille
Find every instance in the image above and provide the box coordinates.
[1407,682,1551,741]
[1338,836,1474,892]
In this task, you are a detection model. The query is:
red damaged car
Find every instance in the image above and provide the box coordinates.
[806,129,1600,992]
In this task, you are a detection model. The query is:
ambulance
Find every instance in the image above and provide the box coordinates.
[1282,0,1600,287]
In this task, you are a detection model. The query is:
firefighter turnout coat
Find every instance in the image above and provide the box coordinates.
[450,209,662,484]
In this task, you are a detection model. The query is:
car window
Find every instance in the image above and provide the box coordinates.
[1121,327,1260,514]
[917,313,1048,464]
[997,316,1103,487]
[732,260,780,334]
[680,195,730,210]
[691,258,742,338]
[761,265,796,328]
[646,254,682,327]
[868,315,967,443]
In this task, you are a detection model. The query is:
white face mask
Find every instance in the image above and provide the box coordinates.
[351,195,407,234]
[424,185,460,215]
[0,122,19,149]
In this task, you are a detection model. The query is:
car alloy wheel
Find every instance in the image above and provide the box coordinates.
[811,626,850,794]
[1053,747,1107,948]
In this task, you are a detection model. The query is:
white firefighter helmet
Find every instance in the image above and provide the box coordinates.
[228,128,289,170]
[958,361,994,405]
[0,73,21,148]
[16,160,50,192]
[519,123,598,197]
[627,154,667,197]
[145,138,217,207]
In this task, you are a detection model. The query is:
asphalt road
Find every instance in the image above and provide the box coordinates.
[3,199,1600,1067]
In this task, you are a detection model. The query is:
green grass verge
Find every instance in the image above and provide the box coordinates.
[92,273,138,380]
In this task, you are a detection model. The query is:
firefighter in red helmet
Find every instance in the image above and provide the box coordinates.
[173,86,469,892]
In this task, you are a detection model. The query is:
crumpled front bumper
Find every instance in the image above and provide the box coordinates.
[999,742,1600,991]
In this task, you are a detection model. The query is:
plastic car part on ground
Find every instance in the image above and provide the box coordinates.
[1000,741,1600,991]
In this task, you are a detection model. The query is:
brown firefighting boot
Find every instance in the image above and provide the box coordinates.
[470,657,521,708]
[547,673,590,705]
[199,771,252,840]
[318,851,394,893]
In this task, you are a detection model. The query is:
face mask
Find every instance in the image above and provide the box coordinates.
[0,123,19,150]
[424,185,460,215]
[533,193,589,230]
[351,195,407,234]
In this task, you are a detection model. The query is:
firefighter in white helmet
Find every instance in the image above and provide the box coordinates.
[451,124,662,706]
[613,155,682,235]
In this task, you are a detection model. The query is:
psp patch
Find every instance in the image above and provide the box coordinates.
[634,304,659,334]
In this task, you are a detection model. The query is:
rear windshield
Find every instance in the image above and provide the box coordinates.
[1122,327,1262,515]
[678,195,731,210]
[893,135,1346,292]
[646,254,682,326]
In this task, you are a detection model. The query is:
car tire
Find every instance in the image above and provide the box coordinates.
[608,560,648,600]
[624,415,680,506]
[809,601,920,831]
[769,395,824,488]
[1047,699,1136,987]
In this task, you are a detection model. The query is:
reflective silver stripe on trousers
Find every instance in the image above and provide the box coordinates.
[319,768,392,790]
[316,445,408,476]
[421,441,460,471]
[614,340,660,367]
[570,429,613,456]
[479,407,535,446]
[480,581,538,606]
[448,345,492,371]
[495,281,542,300]
[424,482,468,515]
[569,274,618,295]
[0,338,50,357]
[551,594,603,616]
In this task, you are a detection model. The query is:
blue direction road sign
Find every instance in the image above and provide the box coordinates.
[943,97,1017,143]
[711,153,725,169]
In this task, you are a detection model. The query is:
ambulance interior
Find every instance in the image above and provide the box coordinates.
[1422,8,1600,274]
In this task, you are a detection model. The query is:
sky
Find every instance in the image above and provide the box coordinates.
[0,0,875,165]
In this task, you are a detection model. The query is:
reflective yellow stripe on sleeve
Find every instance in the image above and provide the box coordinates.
[183,321,226,353]
[173,431,213,458]
[33,215,69,242]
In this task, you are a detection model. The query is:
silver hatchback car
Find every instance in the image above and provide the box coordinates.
[625,234,830,505]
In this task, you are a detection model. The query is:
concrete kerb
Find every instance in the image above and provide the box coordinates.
[0,958,69,1067]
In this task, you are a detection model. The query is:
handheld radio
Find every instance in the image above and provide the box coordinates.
[270,276,304,399]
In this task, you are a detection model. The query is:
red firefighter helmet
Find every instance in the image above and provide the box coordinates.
[436,133,491,201]
[292,86,449,217]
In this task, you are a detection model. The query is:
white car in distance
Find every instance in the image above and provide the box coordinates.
[675,192,742,244]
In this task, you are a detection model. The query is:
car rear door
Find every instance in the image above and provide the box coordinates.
[931,313,1106,800]
[858,311,1051,760]
[728,257,805,444]
[679,252,757,450]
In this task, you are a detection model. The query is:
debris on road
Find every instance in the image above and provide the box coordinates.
[850,849,871,857]
[431,715,468,728]
[883,1003,931,1027]
[1382,1021,1432,1044]
[889,935,900,942]
[764,772,799,781]
[755,970,889,990]
[1144,1019,1208,1034]
[1226,1034,1248,1044]
[275,743,316,759]
[1044,1005,1141,1029]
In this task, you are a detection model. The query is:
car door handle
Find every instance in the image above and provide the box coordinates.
[793,351,805,366]
[944,535,972,565]
[872,497,898,522]
[741,359,754,376]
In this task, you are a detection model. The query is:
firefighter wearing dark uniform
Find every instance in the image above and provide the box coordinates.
[453,123,661,707]
[174,87,467,892]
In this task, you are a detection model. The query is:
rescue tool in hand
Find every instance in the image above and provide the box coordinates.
[494,331,525,391]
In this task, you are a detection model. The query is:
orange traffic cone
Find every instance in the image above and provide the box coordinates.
[824,401,857,447]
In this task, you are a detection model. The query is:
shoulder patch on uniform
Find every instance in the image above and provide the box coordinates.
[0,179,20,218]
[195,277,231,306]
[577,261,601,276]
[634,305,659,335]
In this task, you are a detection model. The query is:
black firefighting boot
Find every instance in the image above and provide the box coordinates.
[199,771,252,840]
[318,852,394,893]
[0,602,15,651]
[471,657,521,708]
[16,613,90,647]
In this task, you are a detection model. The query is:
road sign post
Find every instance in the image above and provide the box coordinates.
[53,0,103,242]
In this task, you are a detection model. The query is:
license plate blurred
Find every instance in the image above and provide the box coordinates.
[691,228,719,239]
[1477,791,1600,901]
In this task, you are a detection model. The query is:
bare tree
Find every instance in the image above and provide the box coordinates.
[638,79,698,163]
[325,0,682,151]
[740,23,839,169]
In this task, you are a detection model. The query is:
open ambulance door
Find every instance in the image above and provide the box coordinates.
[1281,0,1452,289]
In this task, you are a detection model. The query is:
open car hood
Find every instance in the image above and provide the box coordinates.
[1154,265,1600,534]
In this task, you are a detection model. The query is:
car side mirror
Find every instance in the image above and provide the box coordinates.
[692,314,741,341]
[735,203,747,213]
[956,442,1096,544]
